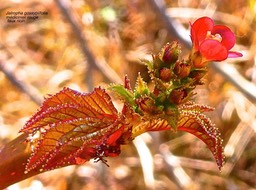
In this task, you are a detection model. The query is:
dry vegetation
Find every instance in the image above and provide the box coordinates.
[0,0,255,189]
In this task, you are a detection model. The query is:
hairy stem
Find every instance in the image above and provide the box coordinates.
[0,134,42,189]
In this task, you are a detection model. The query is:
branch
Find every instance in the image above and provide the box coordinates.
[0,60,43,105]
[211,62,256,101]
[54,0,122,85]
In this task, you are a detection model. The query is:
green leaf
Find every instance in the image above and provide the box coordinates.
[134,73,150,98]
[108,84,135,107]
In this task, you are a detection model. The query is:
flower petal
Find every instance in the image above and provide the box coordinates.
[228,51,243,58]
[191,17,214,49]
[211,25,236,50]
[199,40,228,61]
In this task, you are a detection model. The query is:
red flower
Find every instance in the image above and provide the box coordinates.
[190,17,242,62]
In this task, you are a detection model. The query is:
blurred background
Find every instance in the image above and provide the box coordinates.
[0,0,255,189]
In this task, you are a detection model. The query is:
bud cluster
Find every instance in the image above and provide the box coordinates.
[147,41,206,107]
[117,41,207,129]
[109,41,209,129]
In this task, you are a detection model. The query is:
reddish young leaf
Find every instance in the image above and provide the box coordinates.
[121,103,173,138]
[20,88,126,172]
[177,102,224,169]
[131,118,173,138]
[20,87,118,133]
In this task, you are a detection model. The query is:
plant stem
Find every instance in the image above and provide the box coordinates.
[0,134,42,189]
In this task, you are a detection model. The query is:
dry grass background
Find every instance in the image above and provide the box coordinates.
[0,0,255,189]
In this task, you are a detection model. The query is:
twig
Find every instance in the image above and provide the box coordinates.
[170,155,233,173]
[147,0,191,47]
[222,92,256,175]
[54,0,122,87]
[133,136,155,190]
[223,122,254,176]
[166,7,248,28]
[211,63,256,101]
[0,60,43,105]
[159,144,196,190]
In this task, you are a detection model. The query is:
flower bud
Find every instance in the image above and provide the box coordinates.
[136,96,161,114]
[174,61,191,78]
[169,88,187,104]
[153,87,160,96]
[189,70,207,85]
[152,55,163,69]
[161,41,180,66]
[159,67,172,82]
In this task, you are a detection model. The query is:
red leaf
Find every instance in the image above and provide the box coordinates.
[131,117,173,138]
[20,88,125,172]
[177,103,224,169]
[20,87,118,133]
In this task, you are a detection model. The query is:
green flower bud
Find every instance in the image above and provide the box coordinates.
[161,41,181,66]
[152,55,163,69]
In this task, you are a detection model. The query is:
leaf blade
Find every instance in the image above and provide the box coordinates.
[177,108,224,170]
[21,88,123,172]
